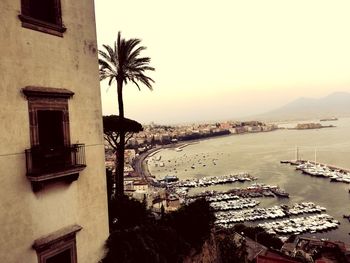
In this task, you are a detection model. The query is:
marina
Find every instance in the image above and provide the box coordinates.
[157,173,256,188]
[257,214,340,236]
[148,118,350,241]
[213,198,337,237]
[215,201,327,226]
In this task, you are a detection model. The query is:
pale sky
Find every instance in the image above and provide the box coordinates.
[95,0,350,124]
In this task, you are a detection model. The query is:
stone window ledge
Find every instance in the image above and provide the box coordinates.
[22,86,74,99]
[33,224,82,252]
[18,14,66,37]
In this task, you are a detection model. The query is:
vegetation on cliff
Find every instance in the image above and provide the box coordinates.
[101,197,214,263]
[100,197,283,263]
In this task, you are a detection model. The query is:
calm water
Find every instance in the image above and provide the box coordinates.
[148,118,350,241]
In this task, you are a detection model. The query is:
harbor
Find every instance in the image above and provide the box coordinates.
[147,119,350,241]
[150,155,343,239]
[257,214,340,236]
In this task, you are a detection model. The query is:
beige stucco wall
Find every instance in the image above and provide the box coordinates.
[0,0,109,262]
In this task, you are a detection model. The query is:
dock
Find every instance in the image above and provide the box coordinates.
[281,159,350,184]
[281,159,350,174]
[280,159,300,165]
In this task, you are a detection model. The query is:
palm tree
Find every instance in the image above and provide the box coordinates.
[99,31,154,197]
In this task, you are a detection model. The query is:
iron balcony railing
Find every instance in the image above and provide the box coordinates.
[25,144,86,176]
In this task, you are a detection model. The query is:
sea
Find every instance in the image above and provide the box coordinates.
[148,118,350,242]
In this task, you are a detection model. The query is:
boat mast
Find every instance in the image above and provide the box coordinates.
[314,148,317,165]
[294,146,299,161]
[296,146,299,161]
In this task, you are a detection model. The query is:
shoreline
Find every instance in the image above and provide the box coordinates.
[136,129,280,181]
[285,125,336,130]
[135,141,198,181]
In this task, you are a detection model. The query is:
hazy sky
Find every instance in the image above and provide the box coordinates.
[95,0,350,124]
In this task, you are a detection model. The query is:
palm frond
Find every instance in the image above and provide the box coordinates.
[99,31,155,91]
[108,76,115,86]
[131,79,141,91]
[102,44,116,64]
[133,74,154,90]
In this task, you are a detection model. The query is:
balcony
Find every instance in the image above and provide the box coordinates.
[25,144,86,191]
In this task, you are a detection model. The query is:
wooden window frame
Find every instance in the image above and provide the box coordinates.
[19,0,66,37]
[33,225,82,263]
[27,98,70,147]
[23,86,73,147]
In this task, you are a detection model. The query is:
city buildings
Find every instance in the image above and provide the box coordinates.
[125,121,278,148]
[0,1,108,262]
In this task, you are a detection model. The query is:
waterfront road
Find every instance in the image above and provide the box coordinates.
[133,147,162,182]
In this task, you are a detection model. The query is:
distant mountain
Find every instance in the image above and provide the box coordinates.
[248,92,350,122]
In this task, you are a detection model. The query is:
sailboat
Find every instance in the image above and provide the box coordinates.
[310,148,327,177]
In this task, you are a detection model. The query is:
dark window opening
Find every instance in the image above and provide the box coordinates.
[38,110,64,149]
[46,249,72,263]
[19,0,66,37]
[34,110,67,171]
[30,0,57,24]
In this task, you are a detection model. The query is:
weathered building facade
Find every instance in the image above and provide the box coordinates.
[0,0,108,262]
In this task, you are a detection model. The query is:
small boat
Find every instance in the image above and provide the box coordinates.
[280,160,290,164]
[320,117,338,121]
[163,175,179,183]
[271,188,289,198]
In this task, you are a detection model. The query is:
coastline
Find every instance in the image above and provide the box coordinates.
[135,141,198,181]
[135,129,279,181]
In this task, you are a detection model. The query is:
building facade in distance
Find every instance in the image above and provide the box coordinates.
[0,0,109,262]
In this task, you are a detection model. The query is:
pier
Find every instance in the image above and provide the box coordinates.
[281,159,350,184]
[158,173,256,189]
[182,183,289,200]
[281,159,350,174]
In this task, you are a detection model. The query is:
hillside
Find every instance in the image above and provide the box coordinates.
[248,92,350,121]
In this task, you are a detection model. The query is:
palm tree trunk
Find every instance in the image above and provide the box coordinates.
[116,78,125,197]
